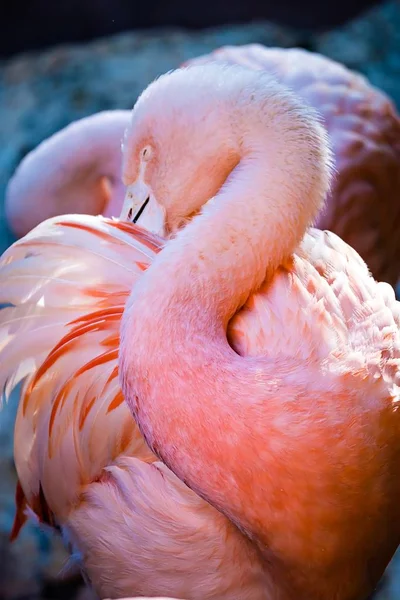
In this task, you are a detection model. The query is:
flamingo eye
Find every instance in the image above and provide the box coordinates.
[141,145,152,161]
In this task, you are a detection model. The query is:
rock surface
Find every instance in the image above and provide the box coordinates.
[0,1,400,598]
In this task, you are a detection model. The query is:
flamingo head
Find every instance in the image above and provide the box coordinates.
[120,65,250,238]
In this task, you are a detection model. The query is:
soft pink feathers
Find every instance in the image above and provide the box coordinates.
[185,45,400,285]
[2,54,400,600]
[118,63,400,600]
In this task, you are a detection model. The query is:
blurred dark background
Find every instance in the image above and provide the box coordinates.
[0,0,384,57]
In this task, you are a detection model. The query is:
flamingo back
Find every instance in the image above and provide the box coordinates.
[230,228,400,400]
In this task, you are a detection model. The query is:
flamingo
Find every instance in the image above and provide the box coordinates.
[0,63,399,600]
[118,64,400,599]
[5,45,400,287]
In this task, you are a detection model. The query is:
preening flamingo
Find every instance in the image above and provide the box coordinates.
[5,45,400,287]
[119,64,400,599]
[0,62,399,600]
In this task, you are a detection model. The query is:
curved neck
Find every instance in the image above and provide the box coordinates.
[121,94,331,595]
[142,96,330,324]
[6,111,130,236]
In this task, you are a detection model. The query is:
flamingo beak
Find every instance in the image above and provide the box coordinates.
[120,181,166,238]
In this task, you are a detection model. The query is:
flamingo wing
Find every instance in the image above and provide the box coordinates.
[0,215,267,600]
[229,228,400,396]
[0,215,162,530]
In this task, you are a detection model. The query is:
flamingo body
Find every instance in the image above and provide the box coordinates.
[118,64,400,599]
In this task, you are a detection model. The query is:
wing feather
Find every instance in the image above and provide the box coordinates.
[0,215,161,530]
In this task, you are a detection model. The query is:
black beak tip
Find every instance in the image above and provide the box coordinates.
[133,196,150,224]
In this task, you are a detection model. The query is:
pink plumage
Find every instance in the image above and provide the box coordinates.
[184,45,400,286]
[5,110,129,238]
[1,216,269,600]
[1,62,400,600]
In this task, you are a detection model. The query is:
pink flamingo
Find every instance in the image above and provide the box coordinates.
[5,45,400,286]
[0,63,399,600]
[119,64,400,599]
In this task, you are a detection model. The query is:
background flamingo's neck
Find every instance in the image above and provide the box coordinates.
[6,110,130,236]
